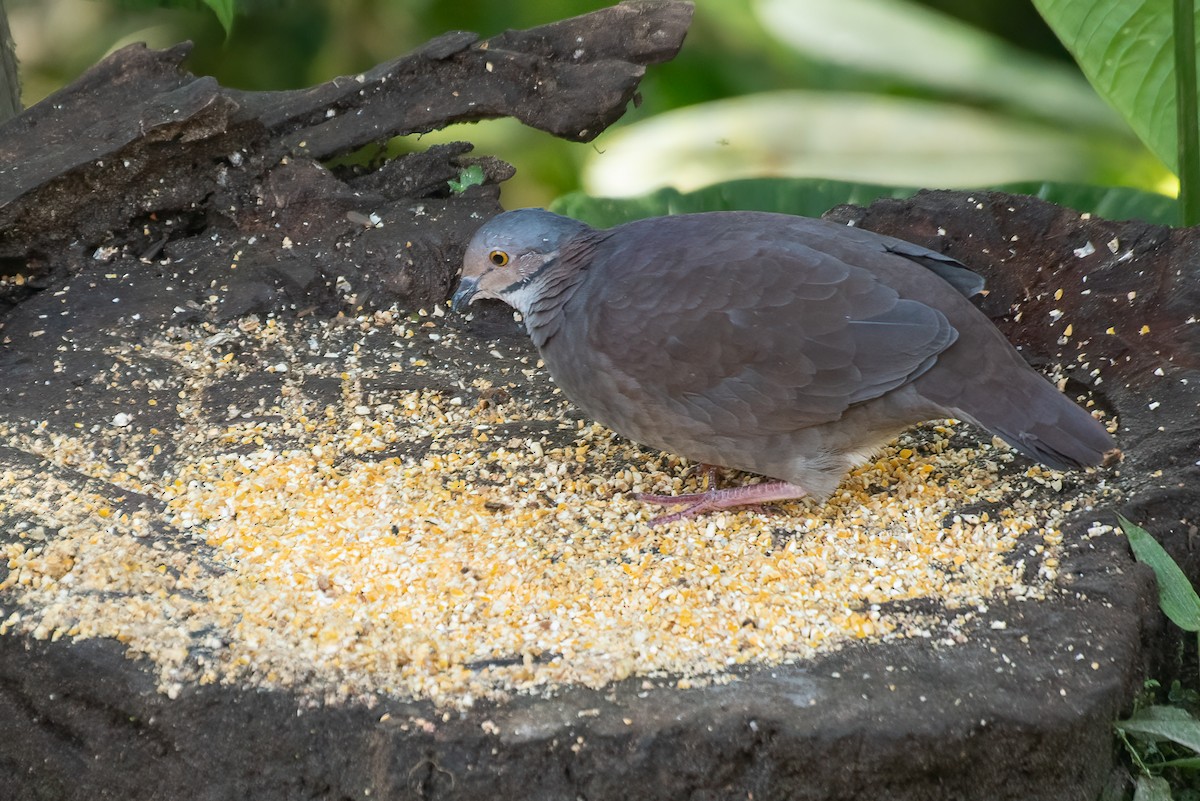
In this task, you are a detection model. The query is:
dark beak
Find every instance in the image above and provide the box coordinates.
[451,277,479,313]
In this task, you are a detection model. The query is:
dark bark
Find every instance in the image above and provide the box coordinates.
[0,0,694,320]
[0,0,19,123]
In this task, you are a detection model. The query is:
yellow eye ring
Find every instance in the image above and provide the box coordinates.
[489,250,510,267]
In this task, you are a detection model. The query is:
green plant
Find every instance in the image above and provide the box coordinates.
[203,0,233,34]
[561,0,1187,226]
[551,178,1180,228]
[1116,515,1200,799]
[113,0,235,34]
[1122,515,1200,656]
[1031,0,1200,223]
[448,165,485,195]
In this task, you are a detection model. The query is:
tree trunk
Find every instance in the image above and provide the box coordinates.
[0,0,20,123]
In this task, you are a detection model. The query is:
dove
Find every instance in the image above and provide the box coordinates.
[452,209,1116,525]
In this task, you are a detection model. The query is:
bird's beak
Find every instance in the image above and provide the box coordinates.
[451,277,479,313]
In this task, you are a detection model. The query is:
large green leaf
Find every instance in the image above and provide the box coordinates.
[1133,775,1173,801]
[584,91,1133,198]
[1000,181,1181,225]
[551,178,1179,228]
[755,0,1123,132]
[203,0,236,36]
[552,179,916,228]
[1032,0,1193,174]
[1120,515,1200,632]
[1119,705,1200,751]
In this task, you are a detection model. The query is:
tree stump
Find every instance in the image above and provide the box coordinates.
[1,3,1194,800]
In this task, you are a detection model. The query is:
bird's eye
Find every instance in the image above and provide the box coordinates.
[489,250,510,267]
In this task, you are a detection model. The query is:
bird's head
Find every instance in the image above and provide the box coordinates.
[452,209,590,315]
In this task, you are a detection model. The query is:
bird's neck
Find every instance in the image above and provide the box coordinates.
[514,235,602,349]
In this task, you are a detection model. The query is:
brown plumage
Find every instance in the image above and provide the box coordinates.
[452,209,1116,524]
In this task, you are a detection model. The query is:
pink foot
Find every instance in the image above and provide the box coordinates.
[634,480,808,526]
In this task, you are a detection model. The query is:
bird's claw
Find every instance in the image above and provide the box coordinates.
[633,480,808,527]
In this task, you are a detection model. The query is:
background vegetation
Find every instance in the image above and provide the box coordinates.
[6,0,1174,208]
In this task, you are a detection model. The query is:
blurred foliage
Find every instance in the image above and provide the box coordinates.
[553,178,1181,228]
[1033,0,1200,224]
[1033,0,1196,177]
[6,0,1173,208]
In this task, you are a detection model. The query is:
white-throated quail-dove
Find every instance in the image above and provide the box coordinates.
[452,209,1117,525]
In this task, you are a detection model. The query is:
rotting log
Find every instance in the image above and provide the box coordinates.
[0,0,694,319]
[1,1,1197,799]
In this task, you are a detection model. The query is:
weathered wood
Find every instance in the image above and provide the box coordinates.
[0,0,18,123]
[0,1,695,316]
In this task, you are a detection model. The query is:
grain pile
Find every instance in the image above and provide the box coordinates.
[0,305,1117,707]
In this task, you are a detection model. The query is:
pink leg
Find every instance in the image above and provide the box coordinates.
[634,462,721,505]
[634,480,808,526]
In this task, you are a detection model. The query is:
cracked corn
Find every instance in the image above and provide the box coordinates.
[0,308,1115,706]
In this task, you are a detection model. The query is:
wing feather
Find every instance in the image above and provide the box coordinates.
[574,214,958,437]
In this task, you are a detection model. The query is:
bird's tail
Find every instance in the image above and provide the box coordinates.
[949,368,1117,470]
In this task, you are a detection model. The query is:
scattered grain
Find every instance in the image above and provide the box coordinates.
[0,308,1117,707]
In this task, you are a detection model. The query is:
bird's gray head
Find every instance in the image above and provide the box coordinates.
[452,209,591,315]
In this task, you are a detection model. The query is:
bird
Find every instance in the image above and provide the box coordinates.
[451,208,1117,525]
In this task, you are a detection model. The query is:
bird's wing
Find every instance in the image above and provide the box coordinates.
[578,216,958,435]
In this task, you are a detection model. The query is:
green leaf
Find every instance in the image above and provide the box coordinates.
[1031,0,1191,176]
[1120,705,1200,752]
[1173,0,1200,224]
[448,165,485,195]
[1120,515,1200,632]
[552,179,915,228]
[994,182,1180,226]
[755,0,1123,132]
[585,91,1132,198]
[551,178,1179,229]
[1133,775,1173,801]
[202,0,236,36]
